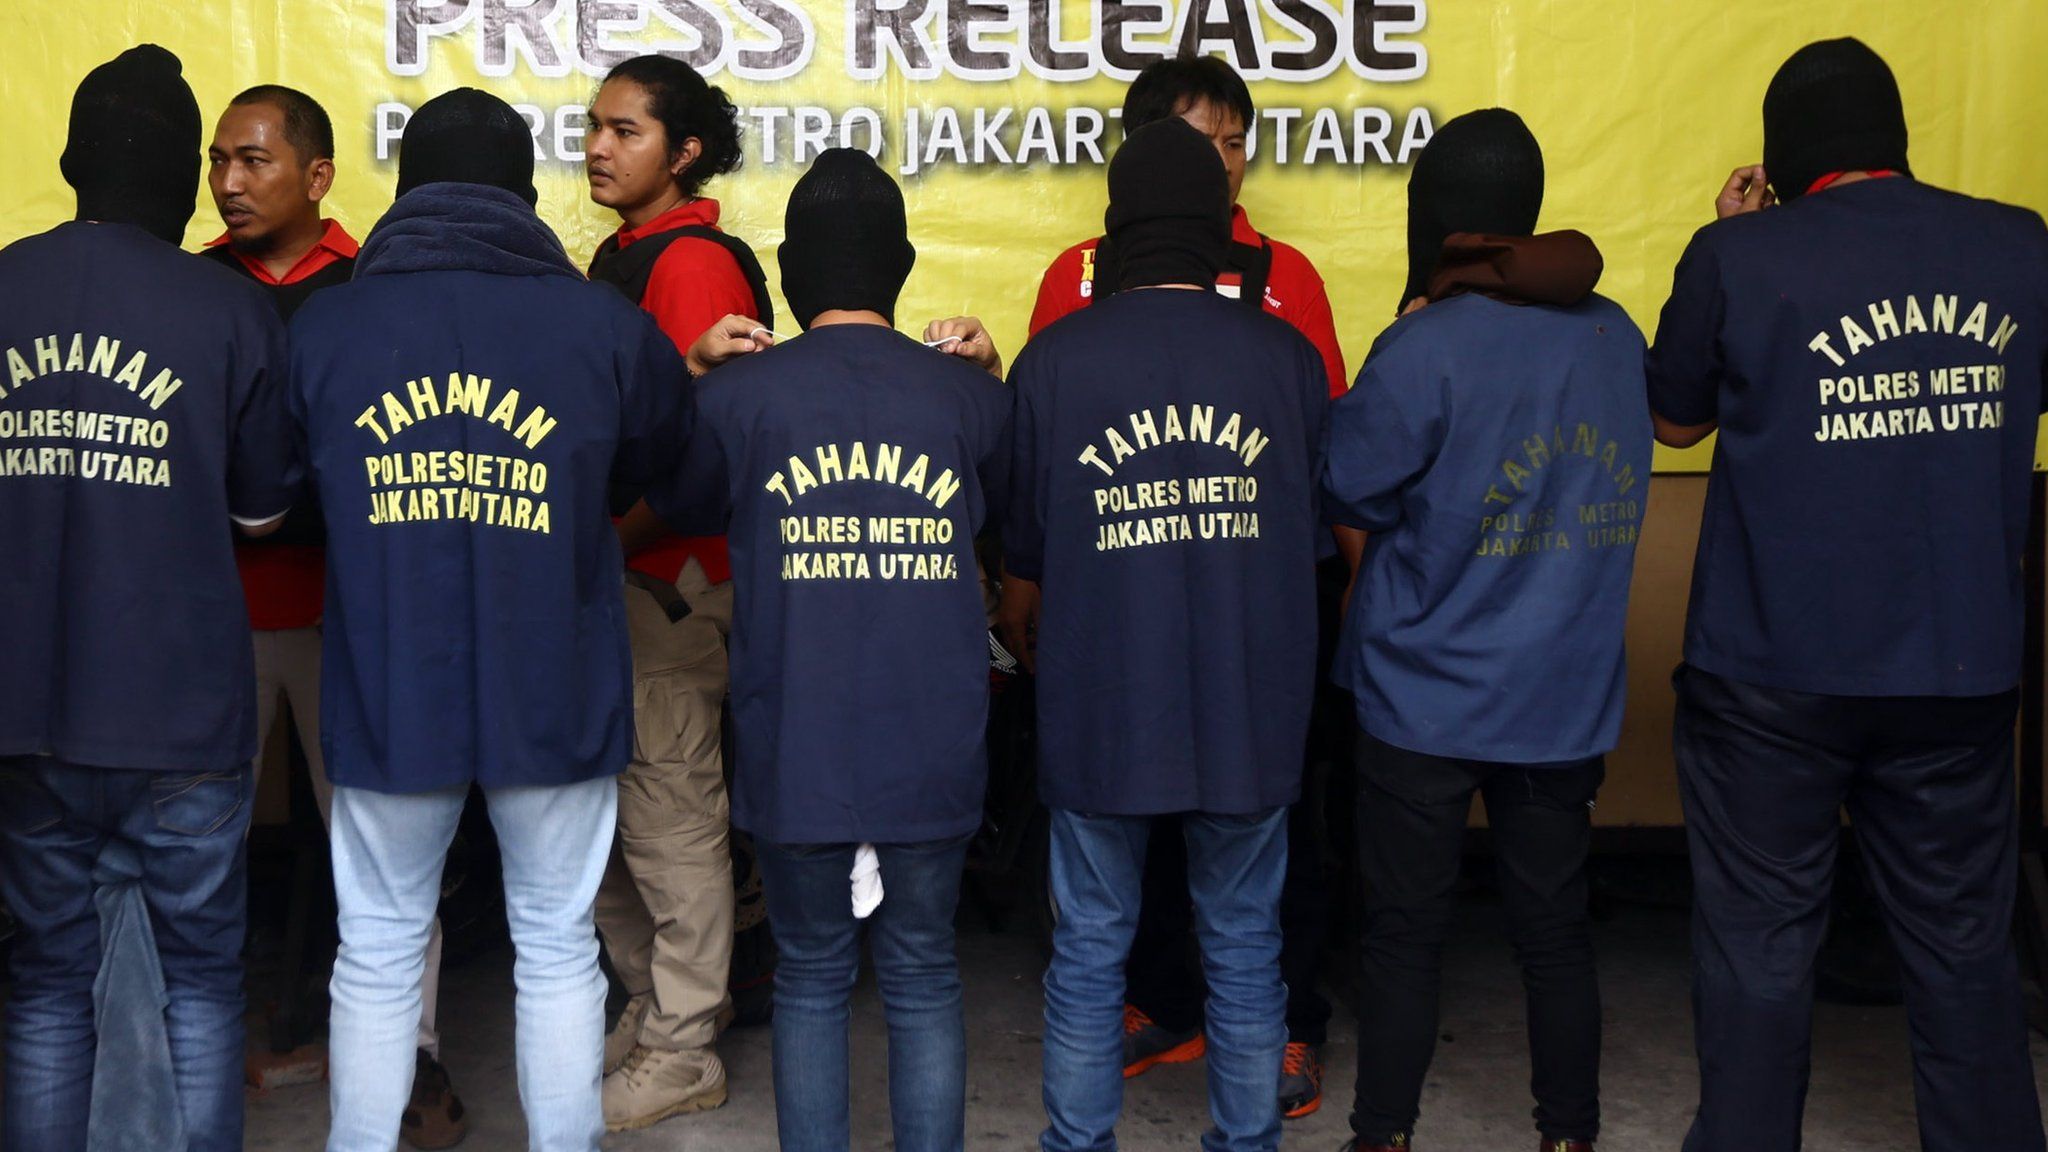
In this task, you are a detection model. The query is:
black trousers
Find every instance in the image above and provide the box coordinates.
[1347,731,1604,1145]
[1674,665,2044,1152]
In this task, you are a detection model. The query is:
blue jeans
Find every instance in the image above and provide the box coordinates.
[89,842,188,1152]
[1041,807,1288,1152]
[325,777,616,1152]
[0,758,252,1152]
[756,835,972,1152]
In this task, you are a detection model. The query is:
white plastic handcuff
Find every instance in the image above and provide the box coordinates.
[744,326,966,351]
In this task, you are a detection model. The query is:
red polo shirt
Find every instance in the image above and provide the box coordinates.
[205,217,358,285]
[1027,204,1349,399]
[210,219,359,630]
[609,199,759,585]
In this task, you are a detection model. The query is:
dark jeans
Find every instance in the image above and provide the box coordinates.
[1124,800,1332,1044]
[0,758,252,1152]
[1347,732,1603,1145]
[757,834,972,1152]
[1674,665,2045,1152]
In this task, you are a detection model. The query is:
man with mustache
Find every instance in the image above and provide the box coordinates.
[202,86,355,317]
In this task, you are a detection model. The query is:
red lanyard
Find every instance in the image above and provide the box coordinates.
[1806,169,1899,195]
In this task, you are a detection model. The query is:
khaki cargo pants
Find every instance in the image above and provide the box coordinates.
[594,558,735,1053]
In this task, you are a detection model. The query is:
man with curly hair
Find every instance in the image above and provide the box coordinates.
[583,52,770,1131]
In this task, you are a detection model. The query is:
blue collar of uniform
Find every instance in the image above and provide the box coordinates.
[356,182,578,281]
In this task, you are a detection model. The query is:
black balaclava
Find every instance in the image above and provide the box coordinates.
[396,89,538,205]
[61,45,202,244]
[1763,37,1910,203]
[778,148,916,329]
[1097,118,1230,295]
[1402,108,1544,313]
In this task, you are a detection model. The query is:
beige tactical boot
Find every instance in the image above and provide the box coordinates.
[602,1045,729,1131]
[603,994,651,1076]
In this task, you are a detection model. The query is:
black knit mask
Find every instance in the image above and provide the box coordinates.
[397,89,538,206]
[1097,118,1230,296]
[1764,38,1910,203]
[778,148,915,329]
[1402,108,1544,314]
[61,45,202,244]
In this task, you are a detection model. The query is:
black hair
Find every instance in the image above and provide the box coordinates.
[229,84,334,162]
[1122,54,1255,134]
[602,55,743,196]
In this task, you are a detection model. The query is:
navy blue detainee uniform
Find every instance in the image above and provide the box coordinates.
[1007,289,1327,817]
[0,222,298,768]
[289,192,692,794]
[1648,176,2048,1152]
[648,324,1013,845]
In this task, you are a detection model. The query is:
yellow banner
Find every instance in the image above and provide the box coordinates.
[3,1,2043,470]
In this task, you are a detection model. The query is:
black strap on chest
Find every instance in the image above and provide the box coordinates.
[1228,237,1273,310]
[587,224,775,332]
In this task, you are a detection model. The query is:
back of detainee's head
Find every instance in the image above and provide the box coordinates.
[229,84,336,164]
[61,45,202,243]
[778,148,916,329]
[1763,37,1910,203]
[395,88,538,205]
[1402,108,1545,309]
[1122,54,1254,132]
[1100,118,1232,293]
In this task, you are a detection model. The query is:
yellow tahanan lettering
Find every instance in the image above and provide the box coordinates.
[759,442,966,509]
[1076,406,1270,477]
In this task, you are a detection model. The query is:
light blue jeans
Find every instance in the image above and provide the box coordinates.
[1040,807,1289,1152]
[325,777,616,1152]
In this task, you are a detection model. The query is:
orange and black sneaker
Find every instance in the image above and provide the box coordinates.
[1538,1141,1593,1152]
[1279,1041,1323,1118]
[1340,1135,1409,1151]
[1121,1003,1205,1078]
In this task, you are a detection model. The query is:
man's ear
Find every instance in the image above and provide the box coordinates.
[307,157,336,203]
[670,136,703,179]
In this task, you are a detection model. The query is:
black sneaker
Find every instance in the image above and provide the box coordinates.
[1280,1041,1323,1118]
[1121,1004,1205,1078]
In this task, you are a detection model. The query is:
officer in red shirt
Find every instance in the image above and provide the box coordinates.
[1018,54,1354,1119]
[582,52,764,1132]
[202,87,355,317]
[200,85,467,1149]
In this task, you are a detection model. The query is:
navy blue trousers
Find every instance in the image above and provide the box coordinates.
[1673,665,2044,1152]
